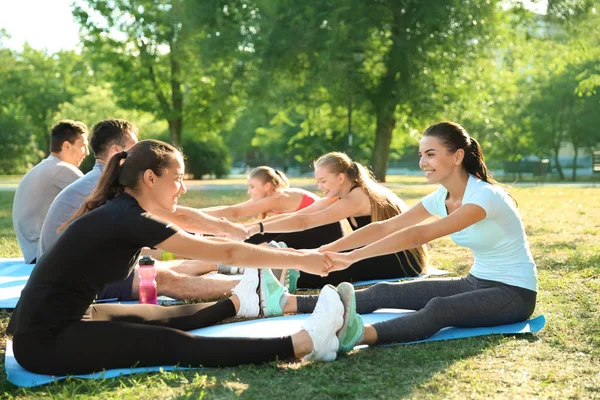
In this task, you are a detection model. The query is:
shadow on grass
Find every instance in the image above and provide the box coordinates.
[0,334,539,399]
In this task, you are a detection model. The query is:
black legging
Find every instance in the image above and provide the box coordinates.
[12,300,294,376]
[297,249,422,288]
[246,222,420,288]
[297,275,537,344]
[245,222,344,249]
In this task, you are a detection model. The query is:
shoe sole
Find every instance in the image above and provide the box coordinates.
[235,269,260,318]
[323,286,344,361]
[246,291,260,318]
[258,269,266,317]
[337,283,354,334]
[259,269,278,317]
[279,269,290,288]
[337,282,362,352]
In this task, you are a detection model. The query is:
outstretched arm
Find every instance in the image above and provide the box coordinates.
[319,202,433,252]
[246,197,362,236]
[254,196,338,224]
[151,206,248,241]
[201,197,280,220]
[156,231,329,276]
[325,204,486,272]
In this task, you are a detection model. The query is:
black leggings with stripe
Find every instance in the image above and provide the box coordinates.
[12,300,294,376]
[297,274,536,344]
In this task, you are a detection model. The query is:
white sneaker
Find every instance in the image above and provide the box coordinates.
[231,268,259,318]
[301,285,344,362]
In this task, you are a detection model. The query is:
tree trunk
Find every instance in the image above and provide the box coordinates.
[571,145,578,181]
[139,40,182,146]
[168,119,183,147]
[169,41,184,147]
[372,105,397,181]
[369,6,406,182]
[347,96,353,156]
[553,146,564,180]
[553,103,566,181]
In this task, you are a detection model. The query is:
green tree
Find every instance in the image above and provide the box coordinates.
[73,0,188,145]
[54,84,169,172]
[518,1,600,180]
[0,45,91,152]
[526,61,600,180]
[55,84,169,139]
[0,103,40,174]
[1,32,93,170]
[252,0,500,180]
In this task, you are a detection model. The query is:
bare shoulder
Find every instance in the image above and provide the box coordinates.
[346,186,372,214]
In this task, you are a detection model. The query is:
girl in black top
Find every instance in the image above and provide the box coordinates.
[245,152,429,288]
[7,140,345,375]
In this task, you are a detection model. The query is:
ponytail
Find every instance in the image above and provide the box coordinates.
[463,137,497,185]
[424,122,499,184]
[423,122,516,204]
[59,140,180,232]
[59,151,128,232]
[273,169,290,189]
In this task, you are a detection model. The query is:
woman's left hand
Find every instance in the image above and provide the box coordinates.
[297,250,331,276]
[322,252,356,272]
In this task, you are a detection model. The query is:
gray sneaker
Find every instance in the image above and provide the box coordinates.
[336,282,364,353]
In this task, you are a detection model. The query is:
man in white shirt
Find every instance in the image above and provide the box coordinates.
[38,120,138,257]
[12,120,89,263]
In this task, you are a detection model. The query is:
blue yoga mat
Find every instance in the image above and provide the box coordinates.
[0,258,179,308]
[0,258,34,309]
[5,311,546,388]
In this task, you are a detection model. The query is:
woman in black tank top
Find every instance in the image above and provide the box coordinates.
[245,152,428,288]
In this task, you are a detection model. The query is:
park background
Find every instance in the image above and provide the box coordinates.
[0,0,599,182]
[0,0,599,399]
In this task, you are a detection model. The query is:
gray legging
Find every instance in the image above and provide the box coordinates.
[297,274,537,344]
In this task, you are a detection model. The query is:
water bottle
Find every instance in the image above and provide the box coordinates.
[138,256,157,305]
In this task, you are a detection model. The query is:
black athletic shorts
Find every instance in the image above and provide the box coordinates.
[96,269,136,301]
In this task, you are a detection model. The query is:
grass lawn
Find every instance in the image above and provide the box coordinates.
[0,183,598,399]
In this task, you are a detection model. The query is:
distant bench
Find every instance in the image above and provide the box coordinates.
[593,151,600,175]
[503,160,551,177]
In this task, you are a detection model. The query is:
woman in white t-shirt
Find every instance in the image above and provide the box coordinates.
[258,121,538,352]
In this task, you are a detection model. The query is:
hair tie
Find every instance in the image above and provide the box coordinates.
[118,151,127,167]
[464,133,473,148]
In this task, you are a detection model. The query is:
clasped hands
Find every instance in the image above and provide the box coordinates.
[290,246,356,277]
